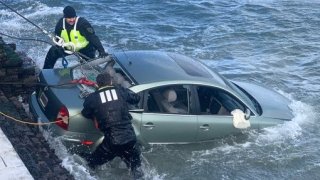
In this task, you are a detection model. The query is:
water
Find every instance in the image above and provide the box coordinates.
[1,0,320,179]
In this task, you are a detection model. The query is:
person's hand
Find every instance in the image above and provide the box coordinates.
[99,51,109,58]
[62,42,76,54]
[52,36,64,46]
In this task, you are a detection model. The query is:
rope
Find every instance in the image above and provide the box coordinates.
[0,77,97,87]
[0,81,72,87]
[0,111,62,126]
[0,31,52,45]
[0,1,54,39]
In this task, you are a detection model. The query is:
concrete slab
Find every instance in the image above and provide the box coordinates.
[0,128,33,180]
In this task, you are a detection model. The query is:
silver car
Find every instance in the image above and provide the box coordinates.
[29,50,293,154]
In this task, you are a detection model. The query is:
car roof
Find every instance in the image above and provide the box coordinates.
[113,50,228,87]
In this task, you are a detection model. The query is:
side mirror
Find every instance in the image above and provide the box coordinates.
[244,108,251,120]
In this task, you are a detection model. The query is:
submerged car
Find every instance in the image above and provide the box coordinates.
[29,50,293,154]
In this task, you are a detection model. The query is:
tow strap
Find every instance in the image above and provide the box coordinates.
[71,77,97,87]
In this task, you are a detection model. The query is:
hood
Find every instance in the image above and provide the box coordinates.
[234,81,293,121]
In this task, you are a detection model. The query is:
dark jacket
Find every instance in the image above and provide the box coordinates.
[81,85,140,145]
[55,17,105,54]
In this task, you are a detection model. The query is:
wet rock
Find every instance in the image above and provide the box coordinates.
[0,36,74,179]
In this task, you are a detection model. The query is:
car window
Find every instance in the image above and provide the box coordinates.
[144,85,190,114]
[72,58,134,94]
[196,86,245,115]
[128,92,143,110]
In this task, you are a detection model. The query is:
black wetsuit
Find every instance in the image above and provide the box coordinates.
[81,85,142,172]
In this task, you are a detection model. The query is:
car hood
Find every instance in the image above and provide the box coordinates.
[234,81,293,120]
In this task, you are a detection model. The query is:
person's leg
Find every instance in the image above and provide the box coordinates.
[86,139,115,169]
[121,141,143,178]
[43,46,65,69]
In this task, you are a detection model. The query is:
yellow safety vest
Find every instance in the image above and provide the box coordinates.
[60,17,89,51]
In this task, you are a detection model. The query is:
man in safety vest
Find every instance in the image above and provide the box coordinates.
[43,6,107,69]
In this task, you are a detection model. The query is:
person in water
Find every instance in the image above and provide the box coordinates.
[81,73,144,179]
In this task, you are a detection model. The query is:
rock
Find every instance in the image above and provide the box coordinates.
[0,36,74,179]
[2,45,22,67]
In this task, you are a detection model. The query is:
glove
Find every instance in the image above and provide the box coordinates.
[52,36,64,46]
[98,51,108,58]
[62,42,76,54]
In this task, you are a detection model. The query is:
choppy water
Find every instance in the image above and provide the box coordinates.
[1,0,320,179]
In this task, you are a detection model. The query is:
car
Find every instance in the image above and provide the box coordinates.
[29,50,293,154]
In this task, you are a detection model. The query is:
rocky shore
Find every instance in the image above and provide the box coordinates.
[0,37,74,179]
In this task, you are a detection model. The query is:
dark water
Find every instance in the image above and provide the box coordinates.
[1,1,319,179]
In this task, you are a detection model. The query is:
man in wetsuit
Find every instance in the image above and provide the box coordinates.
[43,6,107,69]
[81,73,143,179]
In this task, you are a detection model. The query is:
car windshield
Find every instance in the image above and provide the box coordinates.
[231,82,262,115]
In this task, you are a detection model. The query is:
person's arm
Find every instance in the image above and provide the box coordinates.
[78,18,107,56]
[121,87,140,104]
[81,95,95,119]
[54,18,64,36]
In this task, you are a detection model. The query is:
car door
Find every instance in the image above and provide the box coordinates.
[140,85,198,144]
[195,85,246,141]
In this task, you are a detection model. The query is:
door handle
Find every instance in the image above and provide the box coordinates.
[200,124,210,131]
[143,122,155,129]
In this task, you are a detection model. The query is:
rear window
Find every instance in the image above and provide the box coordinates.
[72,58,134,95]
[168,53,213,78]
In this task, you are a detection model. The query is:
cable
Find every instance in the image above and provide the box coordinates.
[0,31,51,45]
[0,111,62,126]
[0,81,76,87]
[0,77,97,88]
[0,1,54,39]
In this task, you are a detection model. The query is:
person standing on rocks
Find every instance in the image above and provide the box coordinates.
[81,73,144,179]
[43,6,107,69]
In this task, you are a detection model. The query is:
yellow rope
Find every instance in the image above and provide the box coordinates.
[0,111,63,126]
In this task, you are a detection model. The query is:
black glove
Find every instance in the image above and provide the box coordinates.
[98,51,108,58]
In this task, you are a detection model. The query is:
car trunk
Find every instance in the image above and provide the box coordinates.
[36,69,99,133]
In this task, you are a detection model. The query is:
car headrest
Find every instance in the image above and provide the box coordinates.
[163,89,177,103]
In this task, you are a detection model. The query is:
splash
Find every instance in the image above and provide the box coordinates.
[0,2,63,68]
[190,91,315,165]
[40,129,97,180]
[39,127,166,179]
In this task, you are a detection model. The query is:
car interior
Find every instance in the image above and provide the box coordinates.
[197,86,244,115]
[145,85,189,114]
[104,63,132,88]
[161,89,188,114]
